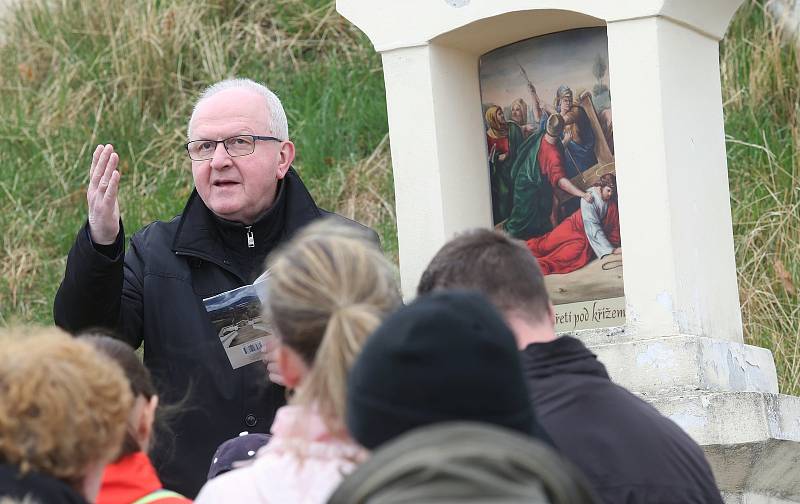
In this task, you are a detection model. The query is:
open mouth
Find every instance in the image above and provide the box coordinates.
[213,180,239,187]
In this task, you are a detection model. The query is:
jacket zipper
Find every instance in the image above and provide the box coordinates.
[246,226,255,248]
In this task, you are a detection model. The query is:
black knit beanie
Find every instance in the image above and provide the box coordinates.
[346,290,537,450]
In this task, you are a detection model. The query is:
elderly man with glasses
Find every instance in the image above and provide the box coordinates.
[53,78,376,498]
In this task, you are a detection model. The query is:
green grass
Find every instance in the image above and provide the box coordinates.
[0,0,394,325]
[0,0,798,394]
[722,0,800,394]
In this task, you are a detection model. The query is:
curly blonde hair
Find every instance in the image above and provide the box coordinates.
[0,327,132,488]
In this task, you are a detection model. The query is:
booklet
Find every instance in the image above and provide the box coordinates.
[203,271,272,369]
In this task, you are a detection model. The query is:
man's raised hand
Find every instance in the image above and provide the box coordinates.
[87,144,121,245]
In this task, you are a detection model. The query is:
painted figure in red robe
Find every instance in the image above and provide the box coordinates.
[506,114,592,240]
[527,173,621,275]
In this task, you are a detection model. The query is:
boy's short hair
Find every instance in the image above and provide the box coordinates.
[417,229,550,324]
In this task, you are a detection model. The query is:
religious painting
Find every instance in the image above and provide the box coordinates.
[479,27,624,332]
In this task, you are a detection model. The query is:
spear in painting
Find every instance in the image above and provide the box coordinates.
[516,59,542,126]
[516,59,536,95]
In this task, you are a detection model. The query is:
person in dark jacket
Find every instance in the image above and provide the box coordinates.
[53,78,376,498]
[417,228,724,504]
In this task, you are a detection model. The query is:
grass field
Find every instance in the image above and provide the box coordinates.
[723,1,800,394]
[0,0,798,393]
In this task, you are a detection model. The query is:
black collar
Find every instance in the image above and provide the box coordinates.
[210,177,287,254]
[172,168,323,280]
[520,335,610,380]
[0,465,88,504]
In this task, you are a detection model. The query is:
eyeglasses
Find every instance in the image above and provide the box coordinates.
[185,135,282,161]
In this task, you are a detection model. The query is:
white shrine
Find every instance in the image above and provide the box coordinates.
[337,1,800,501]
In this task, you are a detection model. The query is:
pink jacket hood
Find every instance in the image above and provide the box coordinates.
[195,405,366,504]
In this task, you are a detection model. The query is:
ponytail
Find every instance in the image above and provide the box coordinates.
[266,219,402,433]
[293,305,382,431]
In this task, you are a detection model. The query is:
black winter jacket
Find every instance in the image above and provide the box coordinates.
[0,465,89,504]
[521,336,723,504]
[54,169,377,497]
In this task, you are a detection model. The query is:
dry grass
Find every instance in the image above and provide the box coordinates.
[723,0,800,394]
[312,134,397,262]
[0,0,798,395]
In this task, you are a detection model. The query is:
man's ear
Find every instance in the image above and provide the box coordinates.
[276,140,296,179]
[278,344,307,390]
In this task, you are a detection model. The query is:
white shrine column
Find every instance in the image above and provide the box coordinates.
[606,15,743,343]
[379,43,493,299]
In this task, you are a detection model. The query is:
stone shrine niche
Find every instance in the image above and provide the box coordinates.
[338,1,800,500]
[479,27,623,332]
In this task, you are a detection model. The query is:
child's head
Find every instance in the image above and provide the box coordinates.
[0,327,132,501]
[81,333,159,457]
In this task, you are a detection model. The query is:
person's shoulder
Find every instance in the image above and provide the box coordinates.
[539,139,563,164]
[136,213,182,234]
[538,138,557,153]
[149,489,193,503]
[601,380,702,442]
[317,211,381,248]
[129,214,182,245]
[195,465,263,504]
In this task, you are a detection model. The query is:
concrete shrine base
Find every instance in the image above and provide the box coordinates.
[575,328,800,502]
[662,393,800,502]
[591,336,779,397]
[725,493,800,504]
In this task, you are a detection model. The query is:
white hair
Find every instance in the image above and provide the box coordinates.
[187,78,289,140]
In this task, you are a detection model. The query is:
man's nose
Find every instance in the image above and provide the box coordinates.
[209,142,231,170]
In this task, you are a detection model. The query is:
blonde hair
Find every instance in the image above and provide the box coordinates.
[511,98,528,125]
[0,327,132,489]
[266,220,401,433]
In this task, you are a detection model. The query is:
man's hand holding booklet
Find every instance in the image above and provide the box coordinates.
[203,270,272,369]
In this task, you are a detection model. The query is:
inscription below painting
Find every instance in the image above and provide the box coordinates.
[479,27,624,330]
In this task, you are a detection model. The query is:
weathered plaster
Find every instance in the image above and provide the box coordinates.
[588,336,778,397]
